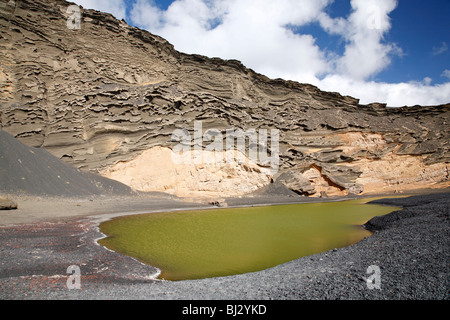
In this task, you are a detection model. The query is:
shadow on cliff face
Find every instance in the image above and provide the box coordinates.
[0,130,134,197]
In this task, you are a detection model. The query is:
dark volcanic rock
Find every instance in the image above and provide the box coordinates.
[364,193,450,231]
[276,171,316,196]
[0,130,134,197]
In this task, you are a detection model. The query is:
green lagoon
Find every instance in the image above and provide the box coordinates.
[99,198,400,281]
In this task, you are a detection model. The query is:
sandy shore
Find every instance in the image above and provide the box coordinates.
[0,189,448,301]
[0,193,213,226]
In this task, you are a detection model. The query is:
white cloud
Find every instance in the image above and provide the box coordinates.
[318,75,450,106]
[129,0,402,81]
[442,69,450,80]
[132,0,332,80]
[432,42,448,56]
[333,0,402,80]
[72,0,126,20]
[71,0,450,107]
[130,0,163,29]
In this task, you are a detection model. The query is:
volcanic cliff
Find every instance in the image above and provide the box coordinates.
[1,0,449,198]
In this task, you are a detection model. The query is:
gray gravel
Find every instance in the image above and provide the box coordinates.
[0,192,448,300]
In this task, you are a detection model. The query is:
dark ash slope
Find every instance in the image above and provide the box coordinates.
[0,130,134,196]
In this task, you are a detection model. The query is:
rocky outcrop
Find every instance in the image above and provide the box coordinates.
[275,171,316,196]
[102,147,273,198]
[0,0,449,198]
[0,196,17,210]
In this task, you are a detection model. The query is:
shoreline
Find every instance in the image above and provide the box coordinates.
[1,187,445,226]
[92,194,400,283]
[0,188,448,299]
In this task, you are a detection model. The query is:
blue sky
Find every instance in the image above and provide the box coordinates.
[378,0,450,84]
[73,0,450,106]
[299,0,450,84]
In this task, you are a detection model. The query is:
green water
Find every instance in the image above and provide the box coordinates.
[99,198,400,281]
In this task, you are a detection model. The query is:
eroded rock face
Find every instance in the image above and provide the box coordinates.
[0,196,17,210]
[0,0,449,198]
[275,171,316,196]
[102,147,273,198]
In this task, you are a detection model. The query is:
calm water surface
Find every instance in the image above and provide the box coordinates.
[99,198,400,281]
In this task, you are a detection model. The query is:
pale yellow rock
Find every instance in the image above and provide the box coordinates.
[349,155,450,194]
[102,147,273,198]
[0,196,18,210]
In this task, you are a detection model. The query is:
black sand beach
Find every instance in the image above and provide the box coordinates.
[0,190,448,301]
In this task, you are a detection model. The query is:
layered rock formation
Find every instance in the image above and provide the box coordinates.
[1,0,449,198]
[102,147,273,198]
